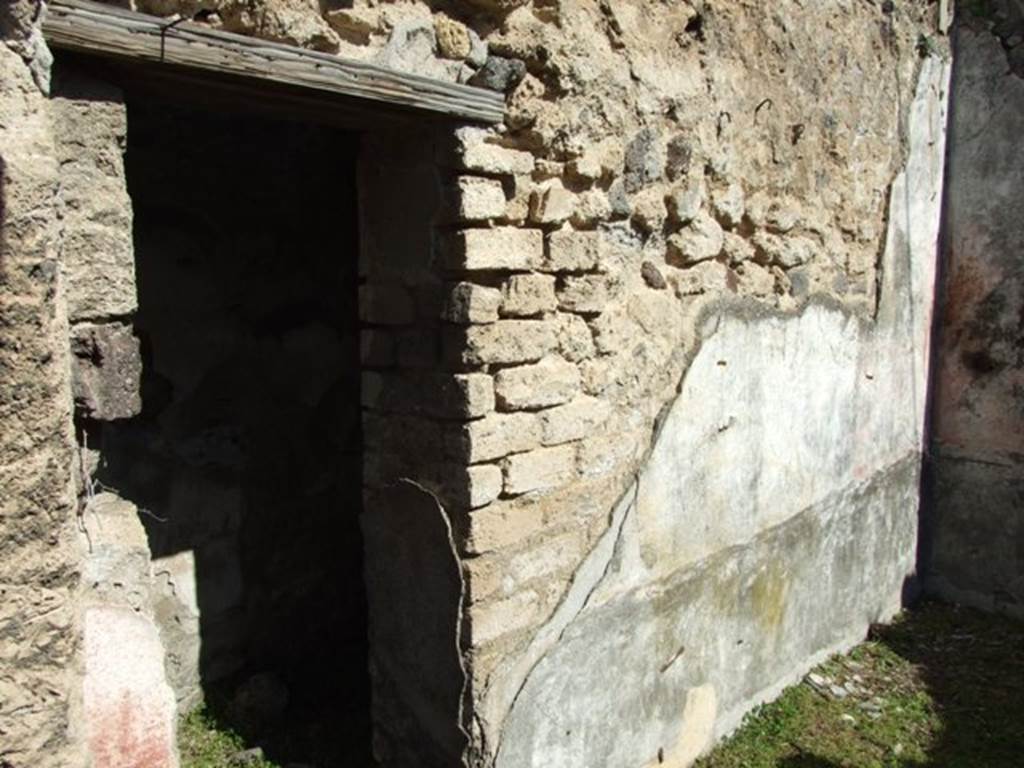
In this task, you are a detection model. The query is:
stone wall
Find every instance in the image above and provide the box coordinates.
[333,1,948,764]
[926,1,1024,619]
[2,0,954,765]
[0,3,84,766]
[48,56,182,768]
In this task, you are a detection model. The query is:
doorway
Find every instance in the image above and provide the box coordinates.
[93,83,369,765]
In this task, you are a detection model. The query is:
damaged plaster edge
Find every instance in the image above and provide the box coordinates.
[479,480,639,765]
[394,478,474,763]
[857,53,951,339]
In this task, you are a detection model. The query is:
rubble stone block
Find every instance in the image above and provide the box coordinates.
[494,357,581,410]
[666,212,725,266]
[665,134,694,181]
[632,188,668,234]
[444,228,544,271]
[461,497,547,555]
[737,262,776,297]
[435,14,472,59]
[624,127,665,192]
[433,463,504,509]
[468,56,528,93]
[501,273,557,317]
[443,281,502,324]
[556,313,597,362]
[668,260,732,297]
[468,589,541,647]
[70,322,142,421]
[450,320,558,365]
[426,372,496,419]
[667,182,705,225]
[449,127,535,175]
[465,463,505,508]
[751,233,815,269]
[546,229,601,272]
[529,180,575,224]
[540,396,611,446]
[722,232,756,265]
[61,224,138,321]
[324,7,382,43]
[711,183,746,228]
[557,275,612,314]
[461,0,532,17]
[449,176,507,221]
[451,412,542,463]
[503,444,576,495]
[506,529,585,587]
[641,260,668,290]
[571,189,614,227]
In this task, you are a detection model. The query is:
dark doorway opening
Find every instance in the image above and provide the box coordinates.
[93,87,368,766]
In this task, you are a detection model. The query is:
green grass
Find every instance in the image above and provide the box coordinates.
[696,602,1024,768]
[178,707,280,768]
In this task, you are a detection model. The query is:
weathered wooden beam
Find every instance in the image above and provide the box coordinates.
[42,0,505,124]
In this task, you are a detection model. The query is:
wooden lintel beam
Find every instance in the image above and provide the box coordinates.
[42,0,506,125]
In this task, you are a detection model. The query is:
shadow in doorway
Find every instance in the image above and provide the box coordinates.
[92,93,369,767]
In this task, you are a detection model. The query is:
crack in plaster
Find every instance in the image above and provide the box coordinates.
[396,478,473,764]
[484,479,637,767]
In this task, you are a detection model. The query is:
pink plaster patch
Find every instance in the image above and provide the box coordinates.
[83,607,179,768]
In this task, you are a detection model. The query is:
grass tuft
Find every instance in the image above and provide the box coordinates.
[178,706,280,768]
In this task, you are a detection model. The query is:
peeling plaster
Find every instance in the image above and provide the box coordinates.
[479,482,639,765]
[478,55,950,768]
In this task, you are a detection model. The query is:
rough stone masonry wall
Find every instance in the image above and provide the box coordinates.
[324,2,948,766]
[2,6,180,764]
[926,0,1024,619]
[0,3,85,766]
[3,0,952,765]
